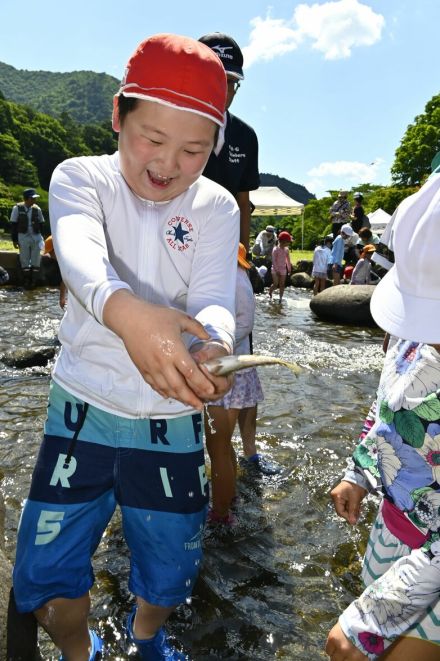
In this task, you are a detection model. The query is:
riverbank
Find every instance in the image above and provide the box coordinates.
[0,231,314,262]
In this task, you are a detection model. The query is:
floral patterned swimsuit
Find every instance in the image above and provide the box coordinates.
[340,340,440,658]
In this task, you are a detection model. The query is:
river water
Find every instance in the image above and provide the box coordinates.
[0,285,385,660]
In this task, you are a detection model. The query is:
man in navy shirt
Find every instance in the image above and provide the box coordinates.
[200,33,278,477]
[199,32,260,252]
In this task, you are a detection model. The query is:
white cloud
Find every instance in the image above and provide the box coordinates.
[305,158,387,197]
[242,0,385,67]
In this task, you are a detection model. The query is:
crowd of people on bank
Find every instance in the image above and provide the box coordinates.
[310,191,381,292]
[3,29,439,661]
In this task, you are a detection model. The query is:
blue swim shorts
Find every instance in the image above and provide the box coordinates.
[13,381,208,613]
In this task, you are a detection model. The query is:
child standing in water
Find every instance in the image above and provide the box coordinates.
[205,243,264,525]
[12,34,238,661]
[269,230,292,303]
[326,174,440,661]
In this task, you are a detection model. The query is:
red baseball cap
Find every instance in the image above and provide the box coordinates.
[116,33,227,126]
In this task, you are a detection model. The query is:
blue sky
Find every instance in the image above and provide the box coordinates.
[1,0,439,198]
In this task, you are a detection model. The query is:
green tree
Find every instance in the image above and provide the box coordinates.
[0,133,39,184]
[391,94,440,185]
[365,186,417,216]
[83,122,117,154]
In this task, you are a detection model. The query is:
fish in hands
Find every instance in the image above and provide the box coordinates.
[203,354,302,377]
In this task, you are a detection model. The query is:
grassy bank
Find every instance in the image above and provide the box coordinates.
[290,249,313,263]
[0,231,15,251]
[0,231,314,263]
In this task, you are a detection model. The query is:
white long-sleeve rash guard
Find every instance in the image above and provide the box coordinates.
[49,152,239,419]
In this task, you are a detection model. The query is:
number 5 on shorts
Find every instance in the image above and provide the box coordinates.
[35,510,65,545]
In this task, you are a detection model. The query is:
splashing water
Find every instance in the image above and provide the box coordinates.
[204,403,216,434]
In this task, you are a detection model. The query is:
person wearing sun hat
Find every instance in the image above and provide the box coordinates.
[9,187,45,288]
[329,189,352,239]
[12,34,240,661]
[327,174,440,661]
[252,224,277,257]
[199,32,260,252]
[330,223,352,285]
[349,243,376,285]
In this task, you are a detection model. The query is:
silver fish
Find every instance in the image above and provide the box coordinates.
[203,354,302,376]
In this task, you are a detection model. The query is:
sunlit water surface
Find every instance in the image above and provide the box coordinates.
[0,286,384,659]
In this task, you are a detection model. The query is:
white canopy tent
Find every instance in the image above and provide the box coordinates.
[250,186,305,247]
[367,208,392,236]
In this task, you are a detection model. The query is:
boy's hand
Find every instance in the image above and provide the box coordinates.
[330,481,367,525]
[103,290,229,410]
[190,340,233,401]
[326,623,368,660]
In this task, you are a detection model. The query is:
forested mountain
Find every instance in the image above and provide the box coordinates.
[259,173,315,205]
[0,62,119,124]
[0,96,117,229]
[2,58,426,247]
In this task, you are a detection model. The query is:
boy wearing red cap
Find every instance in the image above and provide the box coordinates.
[12,34,239,660]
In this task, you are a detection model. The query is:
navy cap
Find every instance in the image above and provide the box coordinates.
[198,32,244,79]
[23,188,39,199]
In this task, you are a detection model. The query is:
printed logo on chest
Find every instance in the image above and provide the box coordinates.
[166,215,194,252]
[229,144,246,164]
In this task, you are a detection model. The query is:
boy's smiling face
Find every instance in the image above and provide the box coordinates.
[113,99,217,202]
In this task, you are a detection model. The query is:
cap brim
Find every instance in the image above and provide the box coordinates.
[224,66,244,80]
[370,266,440,343]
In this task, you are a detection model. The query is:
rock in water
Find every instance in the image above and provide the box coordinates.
[2,346,56,368]
[309,284,377,326]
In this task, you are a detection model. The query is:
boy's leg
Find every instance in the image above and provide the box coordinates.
[131,597,175,639]
[120,412,208,639]
[13,383,117,655]
[36,594,91,659]
[205,406,239,517]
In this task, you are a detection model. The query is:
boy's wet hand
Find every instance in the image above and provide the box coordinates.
[103,291,223,409]
[190,340,234,401]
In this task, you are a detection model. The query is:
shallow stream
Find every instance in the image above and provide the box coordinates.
[0,285,384,659]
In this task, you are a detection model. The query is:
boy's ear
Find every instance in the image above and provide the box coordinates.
[112,96,121,133]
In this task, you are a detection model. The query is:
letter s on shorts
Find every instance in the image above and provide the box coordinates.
[35,510,65,545]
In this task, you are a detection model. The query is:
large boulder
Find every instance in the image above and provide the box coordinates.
[309,284,377,326]
[290,271,314,289]
[2,346,57,368]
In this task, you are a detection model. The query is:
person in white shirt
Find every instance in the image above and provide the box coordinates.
[12,34,239,661]
[252,224,277,257]
[350,244,376,284]
[312,236,332,295]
